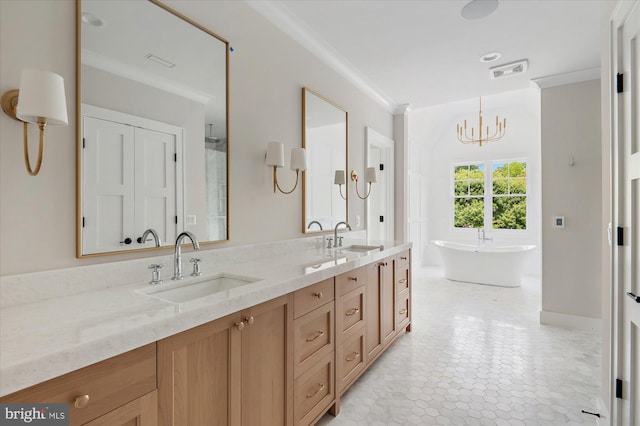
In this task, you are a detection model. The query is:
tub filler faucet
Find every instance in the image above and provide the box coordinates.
[478,228,492,244]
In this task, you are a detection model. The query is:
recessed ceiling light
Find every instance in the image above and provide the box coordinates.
[480,51,501,63]
[81,12,106,27]
[461,0,499,20]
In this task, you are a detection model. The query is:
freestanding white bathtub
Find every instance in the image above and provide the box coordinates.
[432,240,535,287]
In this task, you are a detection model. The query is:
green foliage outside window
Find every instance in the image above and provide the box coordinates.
[453,161,527,230]
[453,164,484,229]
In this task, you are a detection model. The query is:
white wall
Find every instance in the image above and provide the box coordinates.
[410,89,542,276]
[540,80,602,322]
[0,0,392,276]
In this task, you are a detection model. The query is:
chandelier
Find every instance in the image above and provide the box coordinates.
[456,97,506,147]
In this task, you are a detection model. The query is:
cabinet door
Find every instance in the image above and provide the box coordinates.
[241,295,294,426]
[83,391,157,426]
[380,257,396,347]
[365,262,382,362]
[158,313,242,426]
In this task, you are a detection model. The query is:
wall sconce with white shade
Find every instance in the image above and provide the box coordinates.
[351,167,376,200]
[265,141,307,194]
[334,170,347,200]
[1,69,68,176]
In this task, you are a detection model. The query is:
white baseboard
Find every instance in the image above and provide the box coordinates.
[539,310,601,332]
[595,397,610,426]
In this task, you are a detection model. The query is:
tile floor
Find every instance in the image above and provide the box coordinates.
[317,266,601,426]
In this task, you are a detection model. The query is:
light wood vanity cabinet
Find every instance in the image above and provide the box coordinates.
[157,311,241,426]
[158,294,293,426]
[379,256,397,347]
[0,344,157,426]
[336,267,366,394]
[293,278,335,426]
[1,249,411,426]
[395,250,412,332]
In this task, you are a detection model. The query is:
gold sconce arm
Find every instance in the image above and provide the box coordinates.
[1,70,68,176]
[351,169,375,200]
[266,141,306,195]
[272,166,302,194]
[1,89,46,176]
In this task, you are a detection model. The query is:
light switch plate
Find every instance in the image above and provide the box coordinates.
[553,216,565,229]
[187,215,197,225]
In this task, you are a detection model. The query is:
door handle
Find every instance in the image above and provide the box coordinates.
[627,292,640,303]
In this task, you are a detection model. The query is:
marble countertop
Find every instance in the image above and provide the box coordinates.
[0,237,411,397]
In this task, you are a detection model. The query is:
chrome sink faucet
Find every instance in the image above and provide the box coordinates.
[307,220,323,231]
[333,221,351,248]
[173,231,200,280]
[139,228,161,247]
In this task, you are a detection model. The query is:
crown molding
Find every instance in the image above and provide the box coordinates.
[245,0,397,112]
[530,67,600,90]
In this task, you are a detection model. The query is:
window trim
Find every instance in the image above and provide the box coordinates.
[451,158,529,232]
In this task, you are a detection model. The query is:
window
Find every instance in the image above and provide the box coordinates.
[452,160,527,230]
[492,161,527,229]
[453,164,484,228]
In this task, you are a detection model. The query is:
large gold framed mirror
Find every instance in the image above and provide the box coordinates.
[76,0,229,257]
[302,88,348,234]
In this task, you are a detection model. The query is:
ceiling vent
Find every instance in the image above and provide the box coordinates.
[489,59,529,79]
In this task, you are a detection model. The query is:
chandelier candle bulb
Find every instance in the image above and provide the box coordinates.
[456,97,506,147]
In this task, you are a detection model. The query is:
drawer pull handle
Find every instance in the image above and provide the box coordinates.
[399,278,407,284]
[313,292,323,299]
[346,351,360,362]
[74,394,90,409]
[401,256,407,260]
[349,276,358,282]
[244,316,255,326]
[399,308,408,315]
[235,321,245,331]
[306,330,325,342]
[306,383,325,398]
[346,308,360,316]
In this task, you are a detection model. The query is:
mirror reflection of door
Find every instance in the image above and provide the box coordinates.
[82,106,182,255]
[78,0,229,256]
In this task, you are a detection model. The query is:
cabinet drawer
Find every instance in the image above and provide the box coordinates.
[336,266,366,296]
[396,291,411,329]
[294,353,334,426]
[294,278,334,319]
[1,343,157,426]
[338,329,365,393]
[339,286,365,336]
[396,266,410,294]
[294,302,334,376]
[396,250,410,269]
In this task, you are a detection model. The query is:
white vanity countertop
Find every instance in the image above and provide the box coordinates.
[0,237,411,397]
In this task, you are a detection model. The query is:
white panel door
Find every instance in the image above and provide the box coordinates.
[366,127,394,242]
[82,117,135,254]
[613,1,640,424]
[134,127,177,248]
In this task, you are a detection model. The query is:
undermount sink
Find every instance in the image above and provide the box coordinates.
[304,256,348,273]
[341,244,383,253]
[140,273,262,304]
